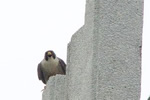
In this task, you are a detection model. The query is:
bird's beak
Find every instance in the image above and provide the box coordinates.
[47,52,52,57]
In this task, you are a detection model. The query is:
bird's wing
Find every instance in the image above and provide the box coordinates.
[37,63,46,84]
[58,58,66,74]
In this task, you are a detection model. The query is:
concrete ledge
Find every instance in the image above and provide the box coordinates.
[42,75,67,100]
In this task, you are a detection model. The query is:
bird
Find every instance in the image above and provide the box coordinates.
[37,50,66,85]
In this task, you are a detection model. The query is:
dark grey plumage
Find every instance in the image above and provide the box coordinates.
[37,50,66,84]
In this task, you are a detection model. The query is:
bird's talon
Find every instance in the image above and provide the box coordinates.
[41,86,46,92]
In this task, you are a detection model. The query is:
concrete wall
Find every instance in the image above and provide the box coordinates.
[42,0,143,100]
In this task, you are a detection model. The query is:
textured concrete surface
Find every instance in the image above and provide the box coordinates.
[42,75,67,100]
[42,0,143,100]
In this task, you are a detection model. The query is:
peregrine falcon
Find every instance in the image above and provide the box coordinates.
[37,50,66,84]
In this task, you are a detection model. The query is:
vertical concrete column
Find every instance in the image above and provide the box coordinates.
[67,0,143,100]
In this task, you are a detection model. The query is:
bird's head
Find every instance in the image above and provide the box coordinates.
[44,50,56,61]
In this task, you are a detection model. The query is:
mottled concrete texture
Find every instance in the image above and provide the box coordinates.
[42,75,67,100]
[42,0,143,100]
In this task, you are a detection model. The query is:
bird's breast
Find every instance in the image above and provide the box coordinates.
[41,59,59,75]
